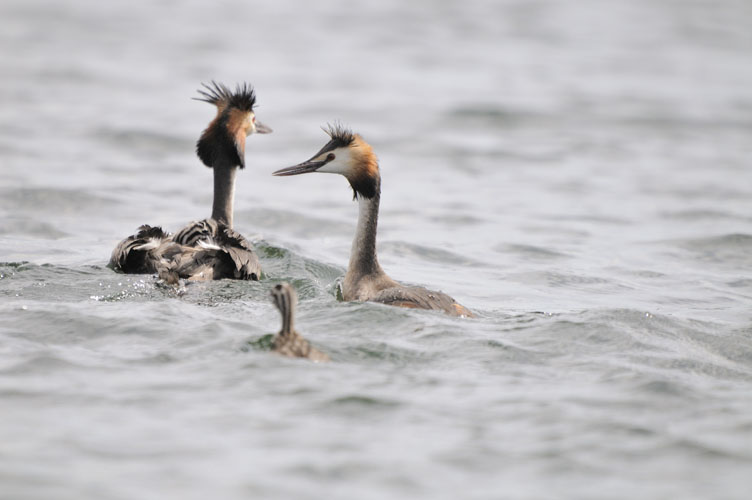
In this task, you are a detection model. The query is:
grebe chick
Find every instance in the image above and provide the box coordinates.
[110,82,271,281]
[270,283,330,362]
[273,125,473,317]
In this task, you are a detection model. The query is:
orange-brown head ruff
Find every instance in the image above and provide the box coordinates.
[344,134,379,199]
[195,81,269,169]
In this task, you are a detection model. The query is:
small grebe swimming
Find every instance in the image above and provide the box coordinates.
[109,82,271,281]
[270,283,330,362]
[273,125,473,317]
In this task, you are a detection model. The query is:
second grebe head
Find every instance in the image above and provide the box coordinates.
[273,123,379,199]
[271,282,296,310]
[195,81,272,169]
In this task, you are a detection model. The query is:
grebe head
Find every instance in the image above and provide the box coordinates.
[270,282,296,308]
[195,81,272,169]
[273,123,379,199]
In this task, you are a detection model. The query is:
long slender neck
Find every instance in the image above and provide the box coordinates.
[279,301,294,337]
[211,164,237,227]
[347,187,384,280]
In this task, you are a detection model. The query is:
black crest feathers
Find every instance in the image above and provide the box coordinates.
[322,122,356,149]
[194,81,257,112]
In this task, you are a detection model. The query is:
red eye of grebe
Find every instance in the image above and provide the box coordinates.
[326,153,335,161]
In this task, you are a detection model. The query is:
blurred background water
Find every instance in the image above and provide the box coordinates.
[1,0,752,498]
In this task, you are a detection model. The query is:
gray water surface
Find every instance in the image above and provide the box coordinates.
[2,1,752,498]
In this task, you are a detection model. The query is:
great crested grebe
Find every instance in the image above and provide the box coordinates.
[270,282,330,362]
[110,82,271,281]
[273,125,473,317]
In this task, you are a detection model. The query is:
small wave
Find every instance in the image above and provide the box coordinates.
[669,436,751,461]
[236,208,351,238]
[0,354,95,375]
[0,261,30,271]
[0,187,116,214]
[497,243,570,260]
[669,233,752,265]
[448,105,549,127]
[727,278,752,289]
[448,104,752,132]
[93,127,192,155]
[327,395,402,409]
[254,240,344,293]
[1,262,103,276]
[0,217,69,238]
[509,270,627,292]
[633,379,694,398]
[678,233,752,250]
[0,262,177,304]
[660,209,749,222]
[547,213,632,225]
[542,309,752,381]
[378,241,485,267]
[427,213,485,226]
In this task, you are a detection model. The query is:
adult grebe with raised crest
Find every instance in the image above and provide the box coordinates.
[110,82,271,281]
[273,125,472,317]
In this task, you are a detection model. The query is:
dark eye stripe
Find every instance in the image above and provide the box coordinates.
[313,138,345,158]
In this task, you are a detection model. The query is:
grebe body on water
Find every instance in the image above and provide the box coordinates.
[270,283,330,362]
[273,125,472,317]
[110,82,271,281]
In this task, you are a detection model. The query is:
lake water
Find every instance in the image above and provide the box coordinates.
[1,0,752,498]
